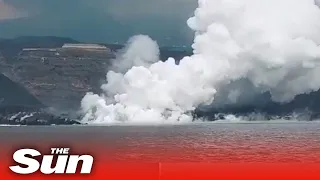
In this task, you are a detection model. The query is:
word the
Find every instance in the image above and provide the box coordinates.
[10,148,94,174]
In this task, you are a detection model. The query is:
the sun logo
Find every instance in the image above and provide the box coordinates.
[9,148,94,174]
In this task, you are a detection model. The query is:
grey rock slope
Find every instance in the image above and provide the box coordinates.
[0,37,113,110]
[0,37,193,124]
[0,36,192,111]
[0,73,42,107]
[0,73,80,125]
[11,47,112,110]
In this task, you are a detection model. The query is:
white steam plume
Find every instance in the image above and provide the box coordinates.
[109,35,160,73]
[81,0,320,124]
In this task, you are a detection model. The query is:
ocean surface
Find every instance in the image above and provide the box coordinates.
[1,122,320,163]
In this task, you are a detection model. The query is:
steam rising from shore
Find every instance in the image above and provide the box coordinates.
[81,0,320,124]
[109,35,160,73]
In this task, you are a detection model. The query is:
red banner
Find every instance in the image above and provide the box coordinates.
[2,162,320,180]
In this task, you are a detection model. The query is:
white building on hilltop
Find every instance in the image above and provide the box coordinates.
[62,43,108,50]
[22,48,57,52]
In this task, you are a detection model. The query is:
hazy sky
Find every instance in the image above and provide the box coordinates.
[0,0,197,46]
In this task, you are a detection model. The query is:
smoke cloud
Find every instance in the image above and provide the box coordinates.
[81,0,320,124]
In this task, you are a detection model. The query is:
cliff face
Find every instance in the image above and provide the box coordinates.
[0,73,72,125]
[0,73,43,107]
[9,48,113,110]
[0,52,11,77]
[0,37,192,111]
[0,37,193,124]
[0,37,109,110]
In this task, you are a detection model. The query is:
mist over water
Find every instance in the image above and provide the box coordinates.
[80,0,320,124]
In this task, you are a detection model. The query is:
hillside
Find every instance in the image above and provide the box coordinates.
[0,36,192,110]
[0,36,79,59]
[1,36,320,121]
[0,73,42,107]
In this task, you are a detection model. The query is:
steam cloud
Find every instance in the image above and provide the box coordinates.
[109,35,160,73]
[81,0,320,124]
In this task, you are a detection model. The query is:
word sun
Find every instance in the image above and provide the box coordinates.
[10,148,94,174]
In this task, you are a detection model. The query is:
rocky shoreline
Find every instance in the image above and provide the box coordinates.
[0,106,81,125]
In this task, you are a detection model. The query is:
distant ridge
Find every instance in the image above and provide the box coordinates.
[0,36,80,59]
[0,36,192,60]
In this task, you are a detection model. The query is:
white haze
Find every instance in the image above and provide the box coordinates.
[81,0,320,124]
